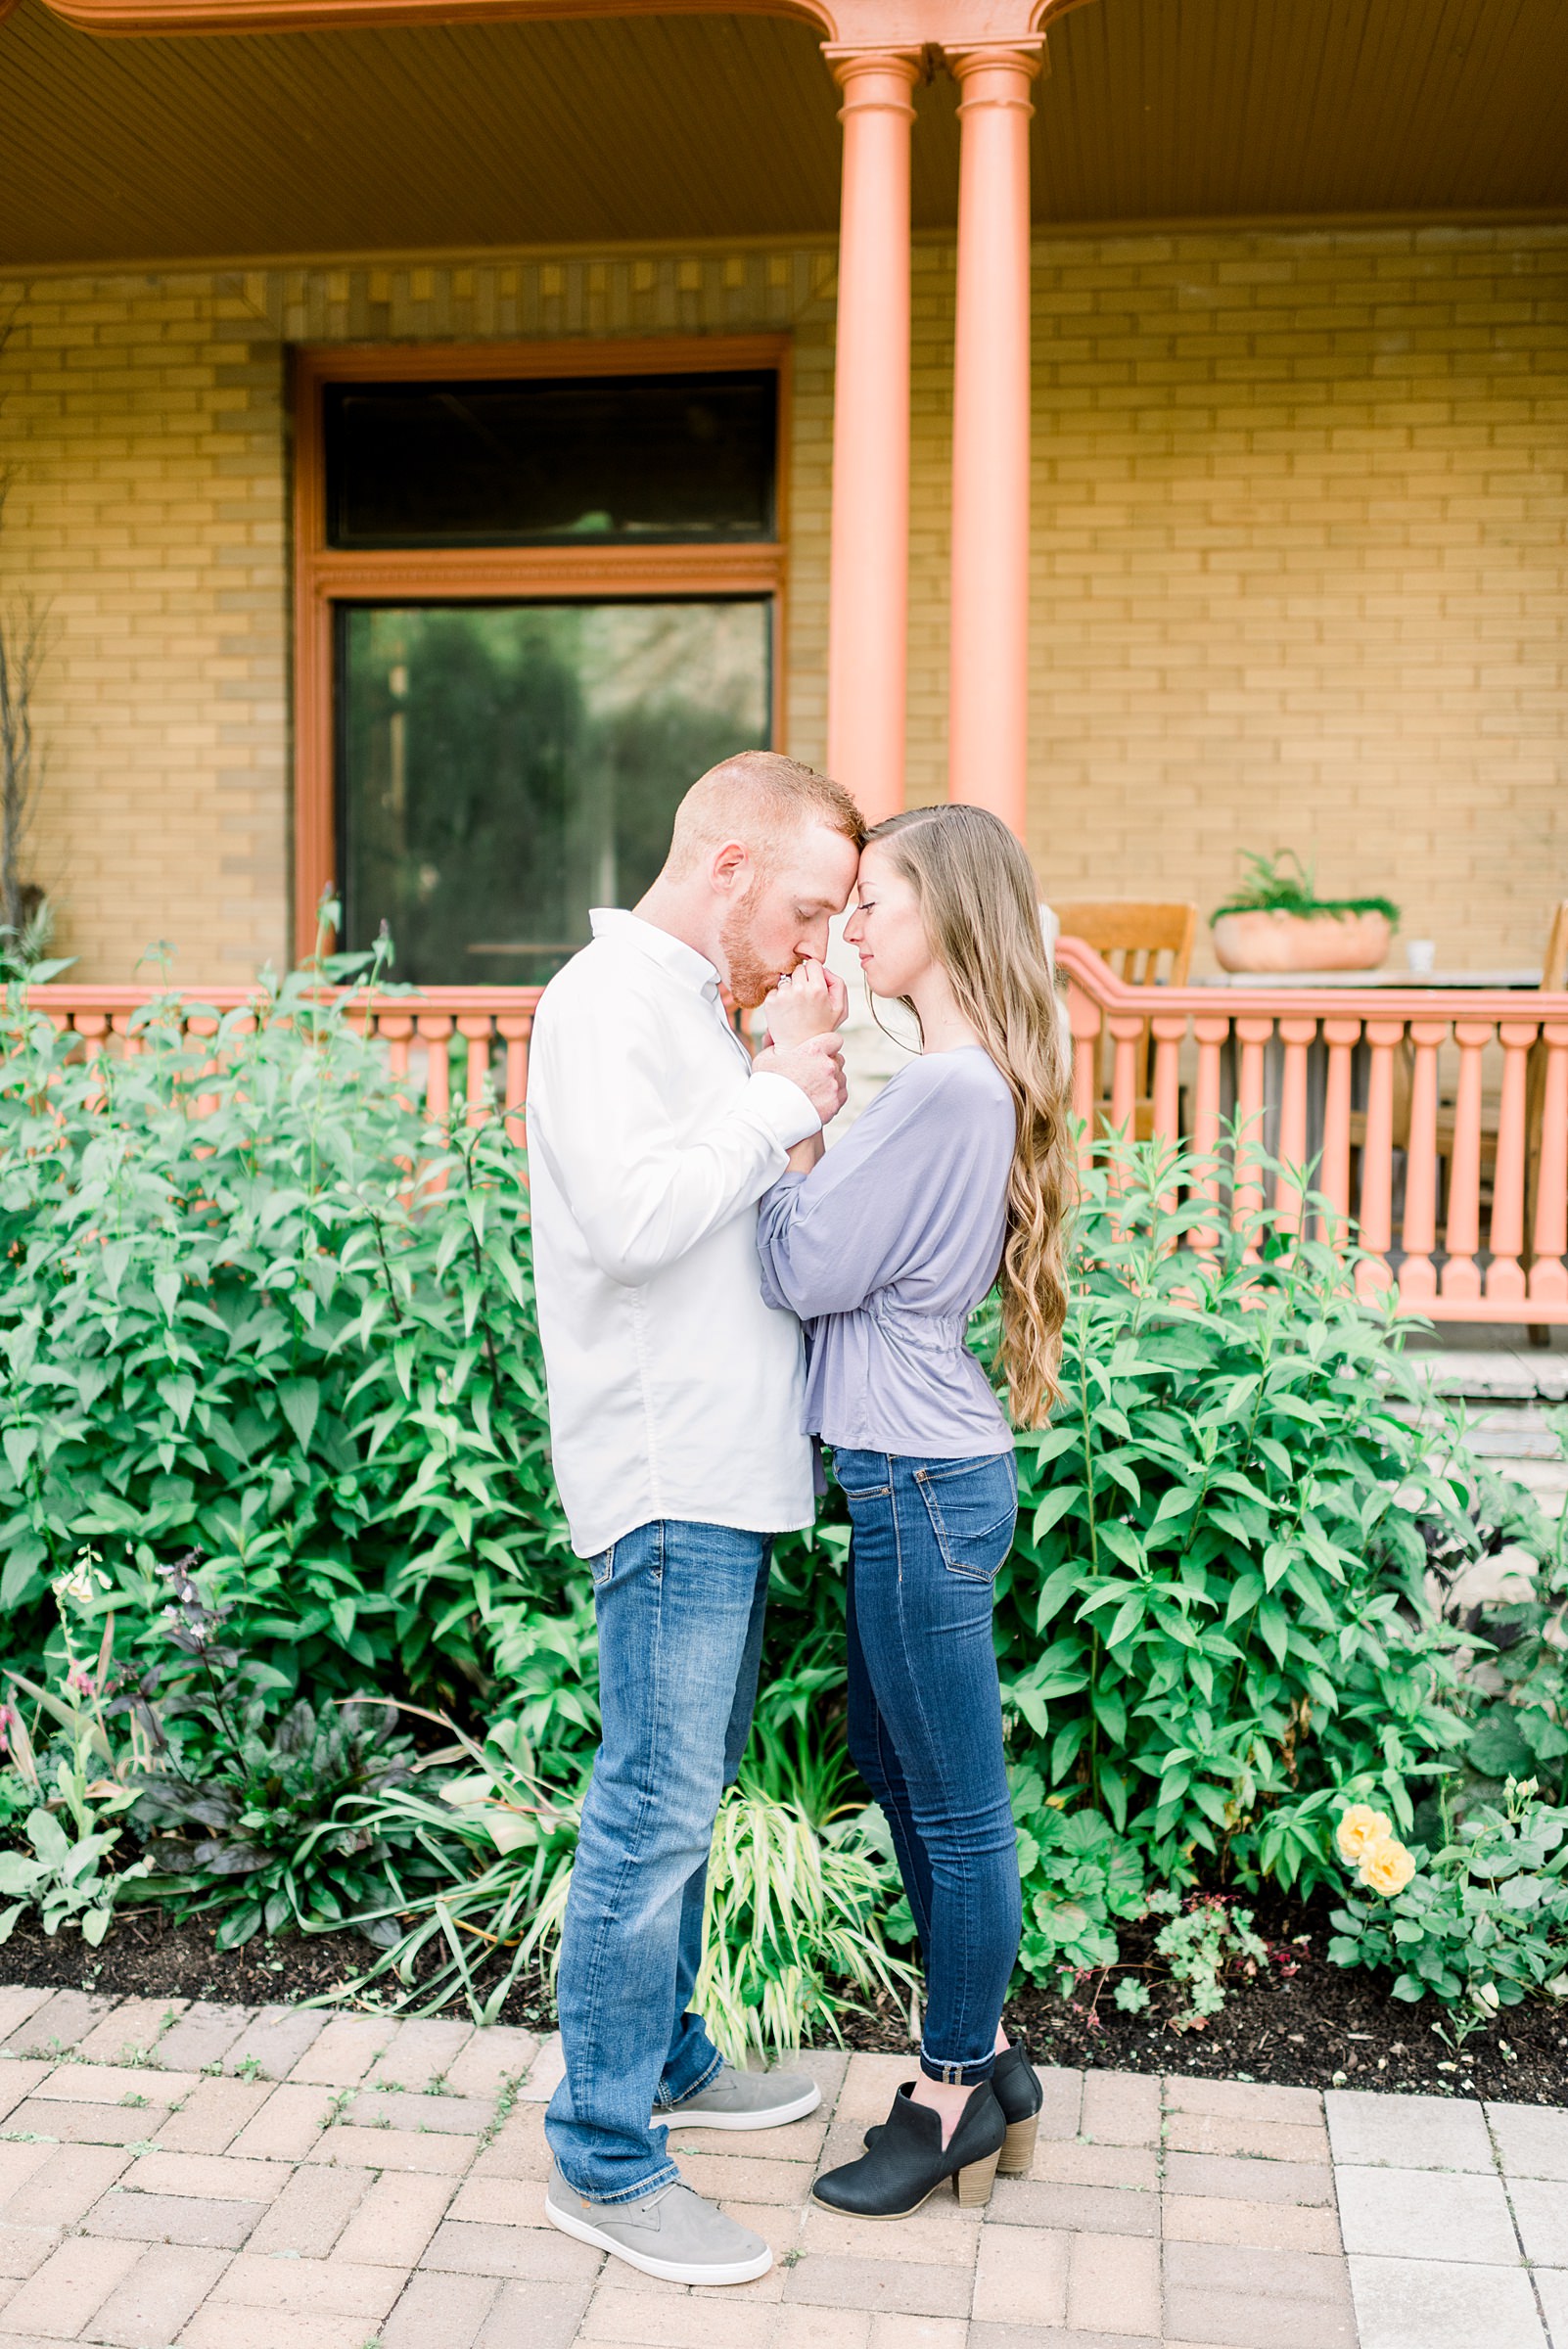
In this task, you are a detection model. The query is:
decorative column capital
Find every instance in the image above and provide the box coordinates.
[822,45,926,110]
[945,41,1045,104]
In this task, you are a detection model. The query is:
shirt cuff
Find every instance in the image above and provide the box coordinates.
[747,1068,822,1149]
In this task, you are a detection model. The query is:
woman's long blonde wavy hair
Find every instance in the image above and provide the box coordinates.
[865,806,1075,1426]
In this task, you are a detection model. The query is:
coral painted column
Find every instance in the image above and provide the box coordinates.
[947,43,1040,834]
[824,48,919,824]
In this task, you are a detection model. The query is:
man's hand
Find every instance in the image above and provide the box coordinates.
[755,1033,847,1127]
[761,957,849,1050]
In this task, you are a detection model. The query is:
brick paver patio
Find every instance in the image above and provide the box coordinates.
[0,1984,1564,2347]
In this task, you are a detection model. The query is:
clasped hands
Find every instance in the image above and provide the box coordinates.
[753,957,849,1126]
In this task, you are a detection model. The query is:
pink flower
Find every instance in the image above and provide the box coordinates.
[0,1703,13,1757]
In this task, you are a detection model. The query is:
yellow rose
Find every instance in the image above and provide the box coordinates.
[1336,1805,1393,1864]
[1359,1839,1416,1897]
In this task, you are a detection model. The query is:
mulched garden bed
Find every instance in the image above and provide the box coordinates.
[6,1888,1568,2105]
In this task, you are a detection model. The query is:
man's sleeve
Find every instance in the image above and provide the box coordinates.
[528,988,820,1287]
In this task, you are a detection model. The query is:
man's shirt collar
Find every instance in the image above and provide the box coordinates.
[590,907,721,1001]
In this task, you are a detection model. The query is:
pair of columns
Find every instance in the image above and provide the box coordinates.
[824,44,1038,837]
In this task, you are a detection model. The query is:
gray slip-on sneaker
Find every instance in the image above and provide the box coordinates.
[654,2063,822,2133]
[544,2165,772,2285]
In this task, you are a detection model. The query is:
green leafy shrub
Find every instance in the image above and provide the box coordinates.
[1010,1769,1147,1985]
[0,956,583,1744]
[1328,1777,1568,2015]
[992,1139,1471,1882]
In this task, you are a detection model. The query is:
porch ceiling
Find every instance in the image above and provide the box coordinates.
[2,0,1565,271]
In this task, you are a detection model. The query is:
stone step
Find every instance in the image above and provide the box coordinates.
[1407,1345,1568,1403]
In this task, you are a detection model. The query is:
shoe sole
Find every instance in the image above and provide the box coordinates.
[652,2082,823,2132]
[545,2196,773,2285]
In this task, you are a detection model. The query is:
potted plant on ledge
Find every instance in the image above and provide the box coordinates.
[1211,851,1400,974]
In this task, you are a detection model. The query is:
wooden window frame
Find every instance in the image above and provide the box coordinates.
[291,333,792,958]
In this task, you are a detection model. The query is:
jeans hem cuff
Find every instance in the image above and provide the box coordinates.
[663,2048,726,2111]
[919,2050,996,2087]
[571,2161,681,2206]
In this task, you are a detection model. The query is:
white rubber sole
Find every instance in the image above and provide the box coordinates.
[653,2080,823,2133]
[545,2194,773,2285]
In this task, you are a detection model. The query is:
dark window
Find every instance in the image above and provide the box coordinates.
[338,600,771,988]
[324,371,777,548]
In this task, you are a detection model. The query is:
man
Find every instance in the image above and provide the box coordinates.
[526,750,863,2286]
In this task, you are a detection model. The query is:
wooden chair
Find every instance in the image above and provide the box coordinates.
[1053,901,1198,1140]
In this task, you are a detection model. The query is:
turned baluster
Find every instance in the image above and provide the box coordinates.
[1189,1015,1228,1258]
[1355,1019,1404,1299]
[187,1014,220,1123]
[1529,1020,1568,1307]
[1066,983,1101,1170]
[1441,1020,1491,1303]
[378,1013,414,1086]
[75,1013,109,1112]
[1272,1016,1317,1234]
[1398,1019,1446,1306]
[418,1014,454,1127]
[458,1015,493,1126]
[497,1013,532,1144]
[1487,1020,1538,1306]
[1149,1012,1186,1227]
[1233,1015,1273,1254]
[1317,1016,1360,1248]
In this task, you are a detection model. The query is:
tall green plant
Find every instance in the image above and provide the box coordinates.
[0,950,583,1741]
[992,1139,1471,1881]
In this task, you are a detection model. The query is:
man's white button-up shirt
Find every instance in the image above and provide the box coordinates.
[526,908,822,1559]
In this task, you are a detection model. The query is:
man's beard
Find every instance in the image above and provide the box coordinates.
[719,902,782,1010]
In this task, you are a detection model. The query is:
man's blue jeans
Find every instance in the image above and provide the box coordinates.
[836,1448,1022,2088]
[544,1518,771,2203]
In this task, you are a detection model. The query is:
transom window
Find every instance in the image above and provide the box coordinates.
[324,372,777,548]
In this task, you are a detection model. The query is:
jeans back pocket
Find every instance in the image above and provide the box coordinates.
[915,1455,1018,1582]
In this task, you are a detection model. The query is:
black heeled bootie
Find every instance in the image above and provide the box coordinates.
[814,2081,1006,2218]
[863,2038,1044,2178]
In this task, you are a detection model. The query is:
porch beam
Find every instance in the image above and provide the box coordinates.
[946,40,1040,835]
[824,47,919,824]
[24,0,1088,45]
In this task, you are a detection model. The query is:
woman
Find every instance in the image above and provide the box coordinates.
[755,804,1073,2221]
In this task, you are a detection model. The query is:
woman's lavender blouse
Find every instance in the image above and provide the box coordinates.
[756,1046,1016,1458]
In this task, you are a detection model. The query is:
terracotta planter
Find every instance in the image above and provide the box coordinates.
[1211,908,1393,974]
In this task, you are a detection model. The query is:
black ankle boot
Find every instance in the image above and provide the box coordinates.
[815,2081,1006,2218]
[863,2037,1043,2177]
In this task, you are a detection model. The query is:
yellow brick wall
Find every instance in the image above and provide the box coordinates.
[909,222,1568,973]
[2,222,1564,981]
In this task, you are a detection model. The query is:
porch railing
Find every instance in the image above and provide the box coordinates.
[17,984,546,1131]
[1058,937,1568,1323]
[20,958,1568,1322]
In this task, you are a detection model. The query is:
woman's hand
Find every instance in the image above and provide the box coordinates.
[761,957,848,1050]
